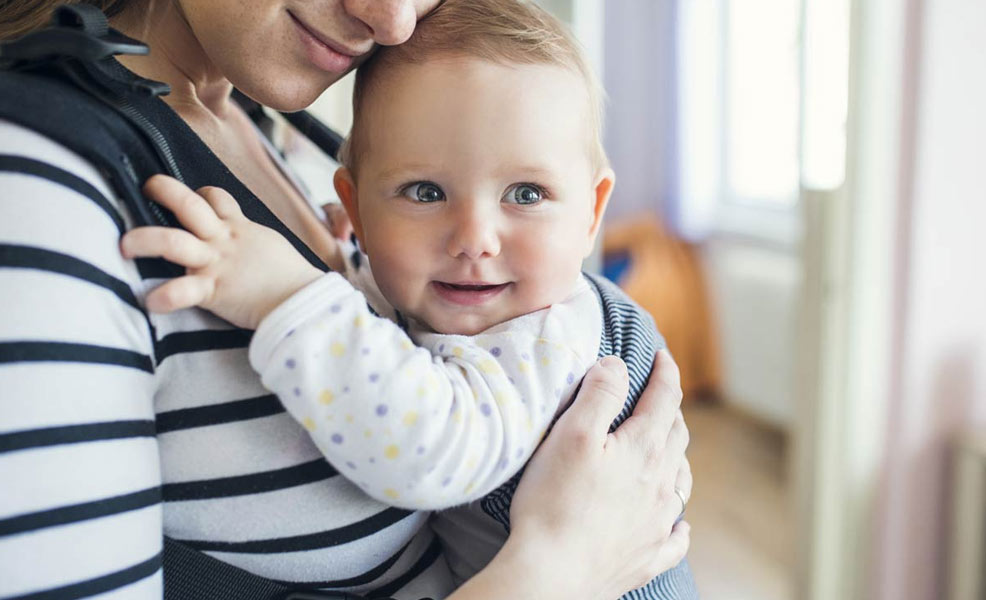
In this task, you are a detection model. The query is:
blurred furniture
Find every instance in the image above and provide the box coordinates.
[602,217,721,400]
[947,430,986,600]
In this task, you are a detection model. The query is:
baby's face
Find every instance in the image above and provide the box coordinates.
[341,57,611,335]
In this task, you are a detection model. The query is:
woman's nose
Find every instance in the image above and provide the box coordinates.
[342,0,419,46]
[446,207,501,260]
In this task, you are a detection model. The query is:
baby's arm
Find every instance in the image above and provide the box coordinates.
[249,273,587,509]
[120,175,586,508]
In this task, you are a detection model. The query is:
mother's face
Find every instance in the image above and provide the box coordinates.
[178,0,440,111]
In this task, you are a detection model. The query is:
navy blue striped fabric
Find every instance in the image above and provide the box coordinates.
[480,273,699,599]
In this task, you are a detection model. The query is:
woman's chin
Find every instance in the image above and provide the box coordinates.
[232,70,342,112]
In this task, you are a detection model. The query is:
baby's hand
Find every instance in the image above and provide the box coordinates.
[120,175,323,329]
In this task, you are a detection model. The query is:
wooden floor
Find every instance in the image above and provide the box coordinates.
[682,400,794,600]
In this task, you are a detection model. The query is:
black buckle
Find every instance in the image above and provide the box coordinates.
[0,4,148,65]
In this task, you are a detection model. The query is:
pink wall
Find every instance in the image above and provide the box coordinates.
[873,0,986,598]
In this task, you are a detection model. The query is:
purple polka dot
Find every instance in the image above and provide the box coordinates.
[369,457,376,464]
[293,387,301,397]
[369,373,380,383]
[515,448,523,458]
[508,376,516,385]
[330,304,342,314]
[343,386,350,393]
[286,329,296,337]
[439,344,446,352]
[555,388,562,398]
[331,433,344,444]
[480,403,492,416]
[285,358,296,369]
[346,461,357,470]
[566,372,575,385]
[521,352,531,361]
[498,458,509,470]
[441,477,452,487]
[416,446,426,455]
[490,347,502,357]
[376,404,389,416]
[361,347,370,356]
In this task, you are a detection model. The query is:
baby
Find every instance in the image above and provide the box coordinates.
[124,0,676,593]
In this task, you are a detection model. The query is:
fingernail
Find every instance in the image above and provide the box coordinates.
[599,356,625,371]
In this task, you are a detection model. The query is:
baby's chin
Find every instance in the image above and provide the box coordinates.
[406,307,533,337]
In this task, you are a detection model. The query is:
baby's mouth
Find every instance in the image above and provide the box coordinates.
[431,281,511,306]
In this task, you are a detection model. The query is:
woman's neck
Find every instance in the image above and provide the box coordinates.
[112,2,234,118]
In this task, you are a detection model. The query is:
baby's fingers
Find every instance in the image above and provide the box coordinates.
[143,175,227,239]
[145,275,216,313]
[121,227,216,269]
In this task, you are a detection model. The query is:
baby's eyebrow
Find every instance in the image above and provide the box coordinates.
[375,164,436,182]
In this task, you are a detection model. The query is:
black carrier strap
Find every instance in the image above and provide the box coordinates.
[0,6,409,600]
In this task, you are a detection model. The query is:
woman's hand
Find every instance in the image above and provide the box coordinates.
[120,175,324,329]
[456,351,691,600]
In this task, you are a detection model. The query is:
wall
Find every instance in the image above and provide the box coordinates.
[872,0,986,598]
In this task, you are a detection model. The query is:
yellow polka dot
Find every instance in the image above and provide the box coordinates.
[384,445,400,459]
[480,360,498,374]
[525,417,533,432]
[318,390,335,405]
[518,362,531,374]
[403,411,419,426]
[354,315,366,328]
[364,429,373,438]
[452,346,464,358]
[416,386,427,398]
[463,482,474,494]
[325,414,334,422]
[302,417,316,431]
[453,412,463,424]
[345,414,354,423]
[384,488,400,500]
[330,342,345,357]
[537,338,549,345]
[494,392,508,404]
[401,339,413,350]
[541,356,551,366]
[466,457,477,470]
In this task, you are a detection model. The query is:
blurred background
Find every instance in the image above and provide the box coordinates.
[284,1,986,598]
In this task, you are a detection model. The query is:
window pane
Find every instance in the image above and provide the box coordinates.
[726,0,801,206]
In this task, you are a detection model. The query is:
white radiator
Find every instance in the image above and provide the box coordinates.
[947,431,986,600]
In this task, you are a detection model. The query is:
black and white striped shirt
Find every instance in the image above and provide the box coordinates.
[0,119,453,599]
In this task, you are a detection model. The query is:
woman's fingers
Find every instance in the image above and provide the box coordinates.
[145,274,216,313]
[142,175,226,239]
[120,226,216,268]
[614,350,683,447]
[651,521,691,575]
[555,356,630,445]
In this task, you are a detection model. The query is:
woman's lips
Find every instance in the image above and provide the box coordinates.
[431,282,510,306]
[289,12,355,73]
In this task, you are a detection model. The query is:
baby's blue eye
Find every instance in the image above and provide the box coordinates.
[403,182,446,203]
[505,184,544,205]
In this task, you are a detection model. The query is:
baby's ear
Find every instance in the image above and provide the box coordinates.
[585,168,615,256]
[333,167,365,246]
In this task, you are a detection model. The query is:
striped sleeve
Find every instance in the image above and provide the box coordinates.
[0,121,164,599]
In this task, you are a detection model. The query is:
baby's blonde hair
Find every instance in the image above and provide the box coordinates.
[339,0,607,175]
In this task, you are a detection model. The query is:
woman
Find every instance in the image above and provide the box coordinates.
[0,1,694,598]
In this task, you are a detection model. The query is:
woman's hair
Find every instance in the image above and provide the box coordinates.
[340,0,608,174]
[0,0,130,40]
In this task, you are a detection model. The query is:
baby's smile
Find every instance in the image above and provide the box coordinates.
[430,281,513,307]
